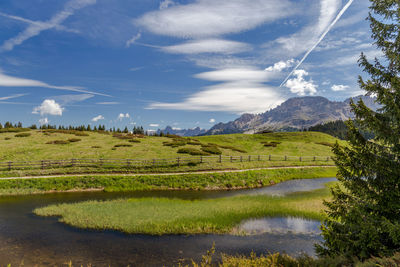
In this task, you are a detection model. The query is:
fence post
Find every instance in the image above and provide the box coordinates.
[219,154,222,163]
[41,160,45,170]
[200,156,203,164]
[71,158,75,167]
[230,156,233,163]
[258,155,261,161]
[177,157,180,166]
[240,156,243,162]
[313,156,316,161]
[126,159,131,168]
[248,155,251,162]
[327,156,330,161]
[300,157,302,162]
[153,159,156,166]
[269,155,271,161]
[284,155,287,161]
[8,161,12,171]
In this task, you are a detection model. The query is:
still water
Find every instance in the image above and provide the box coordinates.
[0,177,335,266]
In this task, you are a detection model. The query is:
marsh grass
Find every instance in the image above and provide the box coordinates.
[34,182,334,235]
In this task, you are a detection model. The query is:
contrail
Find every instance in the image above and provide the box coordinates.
[280,0,355,87]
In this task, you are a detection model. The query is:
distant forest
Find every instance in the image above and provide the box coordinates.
[308,120,374,140]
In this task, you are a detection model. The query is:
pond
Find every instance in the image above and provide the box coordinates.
[0,177,334,266]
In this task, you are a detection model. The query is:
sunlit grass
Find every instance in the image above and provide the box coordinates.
[34,182,335,235]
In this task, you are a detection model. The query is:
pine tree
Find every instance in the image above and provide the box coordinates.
[317,1,400,259]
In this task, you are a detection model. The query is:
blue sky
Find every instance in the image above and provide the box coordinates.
[0,0,379,131]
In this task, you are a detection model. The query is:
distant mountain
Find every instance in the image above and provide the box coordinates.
[157,126,207,137]
[205,95,379,135]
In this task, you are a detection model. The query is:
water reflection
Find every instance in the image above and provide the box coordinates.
[239,217,321,235]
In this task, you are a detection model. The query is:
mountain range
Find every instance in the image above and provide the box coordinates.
[203,95,379,135]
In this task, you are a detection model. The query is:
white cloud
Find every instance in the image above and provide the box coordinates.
[32,99,63,116]
[162,39,251,54]
[285,69,317,96]
[209,118,215,123]
[0,71,108,96]
[0,0,96,52]
[39,117,49,125]
[0,93,27,101]
[265,59,295,72]
[195,67,276,82]
[331,84,349,91]
[149,84,284,114]
[149,124,160,127]
[91,115,104,122]
[136,0,294,39]
[159,0,175,10]
[126,32,141,48]
[117,113,130,120]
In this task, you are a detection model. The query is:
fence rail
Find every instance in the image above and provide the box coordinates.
[0,155,333,171]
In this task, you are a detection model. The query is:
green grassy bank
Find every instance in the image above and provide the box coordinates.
[0,167,336,196]
[34,182,334,235]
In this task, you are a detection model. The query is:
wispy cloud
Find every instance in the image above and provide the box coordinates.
[331,84,349,91]
[159,0,175,10]
[0,71,108,96]
[280,0,355,86]
[0,0,96,52]
[162,39,251,55]
[117,113,130,120]
[50,94,94,105]
[136,0,295,39]
[96,101,120,105]
[149,123,159,127]
[0,11,79,34]
[126,32,141,48]
[0,93,27,101]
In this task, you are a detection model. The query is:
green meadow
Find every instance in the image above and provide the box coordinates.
[0,130,342,176]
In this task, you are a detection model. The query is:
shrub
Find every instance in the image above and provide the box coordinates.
[15,133,31,137]
[114,144,133,148]
[0,128,30,133]
[262,141,281,147]
[91,146,101,148]
[46,140,69,145]
[4,137,11,140]
[74,132,89,137]
[201,146,222,155]
[68,138,81,142]
[163,139,187,147]
[177,148,211,156]
[128,139,141,143]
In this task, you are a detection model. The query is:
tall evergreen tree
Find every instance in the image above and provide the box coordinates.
[318,0,400,259]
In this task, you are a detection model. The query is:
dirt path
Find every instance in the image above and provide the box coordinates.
[0,165,336,180]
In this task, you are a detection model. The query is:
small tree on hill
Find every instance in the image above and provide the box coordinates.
[317,0,400,259]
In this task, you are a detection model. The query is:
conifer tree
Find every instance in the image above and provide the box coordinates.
[318,0,400,259]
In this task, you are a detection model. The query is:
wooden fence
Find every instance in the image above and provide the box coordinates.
[0,155,333,171]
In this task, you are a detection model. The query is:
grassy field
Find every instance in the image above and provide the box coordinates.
[0,130,342,176]
[34,181,335,235]
[0,167,336,195]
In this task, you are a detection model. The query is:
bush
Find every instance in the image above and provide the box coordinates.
[91,146,101,148]
[201,146,222,155]
[15,133,31,137]
[128,139,141,143]
[4,137,11,140]
[74,132,89,137]
[46,140,69,145]
[262,141,281,147]
[177,148,211,156]
[68,138,81,142]
[0,128,30,133]
[163,139,187,147]
[114,144,133,148]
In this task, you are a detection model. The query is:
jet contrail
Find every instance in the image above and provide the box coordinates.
[280,0,355,87]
